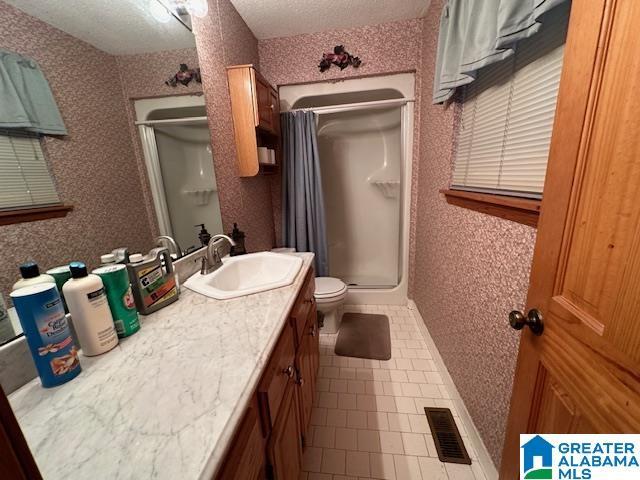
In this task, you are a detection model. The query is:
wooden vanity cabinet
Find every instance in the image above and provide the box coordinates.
[226,64,281,177]
[216,269,318,480]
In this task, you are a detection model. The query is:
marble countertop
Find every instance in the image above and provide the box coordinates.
[9,253,314,480]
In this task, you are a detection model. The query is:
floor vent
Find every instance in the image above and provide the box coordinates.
[424,407,472,464]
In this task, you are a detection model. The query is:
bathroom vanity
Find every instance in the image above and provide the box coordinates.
[8,253,317,480]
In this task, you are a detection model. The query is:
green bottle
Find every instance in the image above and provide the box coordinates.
[46,265,72,312]
[92,264,140,338]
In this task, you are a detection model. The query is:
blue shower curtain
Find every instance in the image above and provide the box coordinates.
[281,111,329,276]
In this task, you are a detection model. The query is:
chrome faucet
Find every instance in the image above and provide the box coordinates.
[200,234,236,275]
[155,235,183,259]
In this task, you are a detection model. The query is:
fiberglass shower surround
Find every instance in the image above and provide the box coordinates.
[280,74,415,303]
[317,106,402,288]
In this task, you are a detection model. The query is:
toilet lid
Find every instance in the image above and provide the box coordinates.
[315,277,347,298]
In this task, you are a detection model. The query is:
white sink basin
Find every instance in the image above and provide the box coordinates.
[184,252,303,300]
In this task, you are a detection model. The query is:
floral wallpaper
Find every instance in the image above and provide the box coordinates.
[0,0,154,300]
[412,0,537,466]
[115,48,203,100]
[192,0,276,252]
[258,18,423,87]
[258,18,424,258]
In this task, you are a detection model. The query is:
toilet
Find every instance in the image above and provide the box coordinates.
[314,277,348,334]
[271,248,347,333]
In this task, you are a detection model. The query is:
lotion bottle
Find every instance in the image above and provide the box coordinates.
[12,262,55,292]
[63,262,118,356]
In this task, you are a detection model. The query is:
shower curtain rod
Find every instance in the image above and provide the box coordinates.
[287,98,415,115]
[135,116,209,126]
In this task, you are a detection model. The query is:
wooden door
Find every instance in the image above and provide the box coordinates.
[501,0,640,477]
[267,382,302,480]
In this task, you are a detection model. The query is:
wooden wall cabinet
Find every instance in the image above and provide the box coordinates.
[227,65,281,177]
[217,269,318,480]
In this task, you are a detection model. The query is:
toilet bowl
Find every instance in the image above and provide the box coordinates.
[315,277,347,334]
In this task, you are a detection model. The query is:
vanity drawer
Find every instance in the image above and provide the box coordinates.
[258,323,296,434]
[290,269,315,348]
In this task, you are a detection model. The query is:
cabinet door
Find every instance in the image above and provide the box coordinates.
[308,305,320,383]
[258,325,296,434]
[254,75,275,132]
[216,398,265,480]
[296,305,319,442]
[269,88,280,135]
[268,382,302,480]
[290,270,315,348]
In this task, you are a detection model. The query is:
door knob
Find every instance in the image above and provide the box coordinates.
[509,309,544,336]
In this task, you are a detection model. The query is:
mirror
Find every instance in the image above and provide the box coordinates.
[0,0,222,348]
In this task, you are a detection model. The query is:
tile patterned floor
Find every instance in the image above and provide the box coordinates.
[301,304,488,480]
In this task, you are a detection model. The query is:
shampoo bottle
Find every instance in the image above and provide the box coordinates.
[12,262,55,292]
[62,262,118,356]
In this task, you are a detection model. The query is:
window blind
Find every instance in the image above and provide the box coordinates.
[0,129,60,209]
[452,10,568,198]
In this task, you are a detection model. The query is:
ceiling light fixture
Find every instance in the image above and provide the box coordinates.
[161,0,209,18]
[148,0,172,23]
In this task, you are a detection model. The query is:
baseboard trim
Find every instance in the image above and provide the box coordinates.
[408,300,499,480]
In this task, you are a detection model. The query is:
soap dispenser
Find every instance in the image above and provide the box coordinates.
[230,223,246,256]
[195,224,211,247]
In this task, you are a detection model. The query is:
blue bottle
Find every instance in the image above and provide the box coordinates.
[10,283,81,388]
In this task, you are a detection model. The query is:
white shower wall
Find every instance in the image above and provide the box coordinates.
[318,107,402,287]
[154,124,224,252]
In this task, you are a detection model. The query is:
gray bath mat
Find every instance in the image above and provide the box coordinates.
[334,313,391,360]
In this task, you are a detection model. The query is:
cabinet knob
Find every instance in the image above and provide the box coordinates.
[296,374,304,386]
[310,324,316,337]
[283,365,295,378]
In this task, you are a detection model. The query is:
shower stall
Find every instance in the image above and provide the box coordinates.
[280,74,415,304]
[318,106,402,287]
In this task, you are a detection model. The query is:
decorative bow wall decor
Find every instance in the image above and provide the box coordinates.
[318,45,362,72]
[165,64,202,87]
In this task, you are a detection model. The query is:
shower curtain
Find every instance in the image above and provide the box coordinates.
[281,111,329,276]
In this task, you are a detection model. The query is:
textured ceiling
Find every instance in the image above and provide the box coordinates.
[229,0,432,39]
[4,0,195,55]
